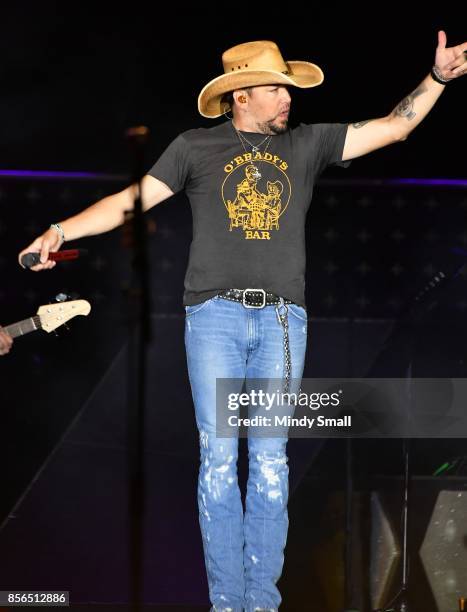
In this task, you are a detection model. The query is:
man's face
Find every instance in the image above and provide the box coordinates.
[244,85,291,134]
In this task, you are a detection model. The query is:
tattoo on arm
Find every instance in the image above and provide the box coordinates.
[391,84,427,121]
[352,119,374,129]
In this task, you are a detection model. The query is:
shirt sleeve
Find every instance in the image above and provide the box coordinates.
[314,122,351,171]
[147,133,191,193]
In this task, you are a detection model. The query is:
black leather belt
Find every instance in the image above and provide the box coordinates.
[217,288,293,309]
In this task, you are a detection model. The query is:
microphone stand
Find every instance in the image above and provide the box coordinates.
[342,240,360,612]
[375,369,413,612]
[124,126,151,612]
[390,364,413,612]
[343,434,360,612]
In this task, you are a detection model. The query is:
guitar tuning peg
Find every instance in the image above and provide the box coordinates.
[55,292,69,303]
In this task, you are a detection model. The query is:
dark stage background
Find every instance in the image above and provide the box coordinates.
[0,5,466,612]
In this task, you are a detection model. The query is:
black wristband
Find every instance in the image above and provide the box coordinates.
[430,65,450,85]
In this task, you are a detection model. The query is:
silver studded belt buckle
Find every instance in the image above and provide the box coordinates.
[242,288,266,308]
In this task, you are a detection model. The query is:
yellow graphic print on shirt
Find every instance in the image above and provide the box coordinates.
[222,152,291,240]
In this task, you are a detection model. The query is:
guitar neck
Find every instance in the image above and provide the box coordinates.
[4,316,41,339]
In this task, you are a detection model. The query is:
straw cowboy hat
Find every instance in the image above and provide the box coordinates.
[198,40,324,118]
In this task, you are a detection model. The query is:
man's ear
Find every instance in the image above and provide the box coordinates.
[233,90,248,105]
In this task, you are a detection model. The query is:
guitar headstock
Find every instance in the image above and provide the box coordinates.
[37,300,91,333]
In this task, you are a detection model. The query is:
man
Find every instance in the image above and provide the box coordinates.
[0,328,13,355]
[18,34,466,612]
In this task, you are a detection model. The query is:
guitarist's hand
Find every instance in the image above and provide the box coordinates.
[0,328,13,355]
[18,227,64,271]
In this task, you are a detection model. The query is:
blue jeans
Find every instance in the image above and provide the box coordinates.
[184,295,308,612]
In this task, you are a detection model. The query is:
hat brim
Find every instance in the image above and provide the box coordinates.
[198,61,324,118]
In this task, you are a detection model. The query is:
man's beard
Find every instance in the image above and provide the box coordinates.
[256,116,289,135]
[269,120,289,135]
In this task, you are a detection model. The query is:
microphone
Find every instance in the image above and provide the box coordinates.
[21,249,89,269]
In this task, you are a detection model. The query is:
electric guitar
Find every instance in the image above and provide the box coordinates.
[3,300,91,338]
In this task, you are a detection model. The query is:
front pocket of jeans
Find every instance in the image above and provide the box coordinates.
[287,303,308,322]
[184,296,216,317]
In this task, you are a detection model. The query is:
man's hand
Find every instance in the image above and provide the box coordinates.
[0,329,13,355]
[435,30,467,81]
[18,226,63,271]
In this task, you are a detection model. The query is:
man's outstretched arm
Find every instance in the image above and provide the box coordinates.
[342,31,467,161]
[18,175,174,271]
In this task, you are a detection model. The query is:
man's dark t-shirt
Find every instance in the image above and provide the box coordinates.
[148,120,349,309]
